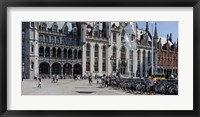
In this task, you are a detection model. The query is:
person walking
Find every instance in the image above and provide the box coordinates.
[37,78,42,88]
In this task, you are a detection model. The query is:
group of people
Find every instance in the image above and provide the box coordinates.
[51,74,60,83]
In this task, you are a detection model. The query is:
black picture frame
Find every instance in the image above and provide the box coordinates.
[0,0,199,117]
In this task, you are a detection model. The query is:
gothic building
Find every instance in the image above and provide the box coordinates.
[22,21,178,79]
[157,33,178,77]
[22,22,82,79]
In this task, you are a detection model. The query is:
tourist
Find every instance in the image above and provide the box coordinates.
[56,75,59,82]
[37,78,42,88]
[149,76,156,95]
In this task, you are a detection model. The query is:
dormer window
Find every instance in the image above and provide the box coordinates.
[64,26,68,34]
[73,27,77,36]
[52,22,58,32]
[41,23,46,31]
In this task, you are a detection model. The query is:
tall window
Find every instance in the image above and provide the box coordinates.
[45,35,49,43]
[31,61,34,69]
[39,35,43,42]
[62,37,65,44]
[113,46,117,72]
[120,46,126,74]
[121,46,126,61]
[51,36,55,44]
[94,44,99,71]
[56,37,60,44]
[130,50,133,72]
[137,50,141,76]
[64,26,68,34]
[86,43,90,71]
[148,51,151,66]
[113,33,117,43]
[143,51,146,76]
[31,45,34,53]
[102,45,106,71]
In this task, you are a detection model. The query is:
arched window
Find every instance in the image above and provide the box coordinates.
[86,43,90,71]
[45,47,50,57]
[39,46,44,57]
[64,48,67,58]
[102,45,106,71]
[57,48,61,58]
[94,44,99,71]
[52,47,56,57]
[68,49,72,59]
[74,50,78,59]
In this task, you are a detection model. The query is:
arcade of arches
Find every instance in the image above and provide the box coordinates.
[39,46,82,59]
[39,62,82,76]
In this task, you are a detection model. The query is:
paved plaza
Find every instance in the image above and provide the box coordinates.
[22,78,137,95]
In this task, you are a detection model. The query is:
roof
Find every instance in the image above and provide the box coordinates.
[45,22,72,31]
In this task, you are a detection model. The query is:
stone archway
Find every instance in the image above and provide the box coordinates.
[63,63,72,75]
[52,63,61,75]
[73,64,82,76]
[39,62,50,74]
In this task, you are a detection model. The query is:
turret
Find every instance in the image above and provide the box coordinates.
[145,22,149,32]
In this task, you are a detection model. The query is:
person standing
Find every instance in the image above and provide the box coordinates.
[56,75,59,82]
[149,76,156,95]
[88,75,91,84]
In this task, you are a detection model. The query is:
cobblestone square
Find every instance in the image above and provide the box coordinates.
[22,79,135,95]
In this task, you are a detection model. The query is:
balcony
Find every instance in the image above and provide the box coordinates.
[38,57,82,64]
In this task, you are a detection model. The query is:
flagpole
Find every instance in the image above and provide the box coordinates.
[151,22,154,76]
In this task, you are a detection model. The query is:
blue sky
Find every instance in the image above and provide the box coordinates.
[137,22,178,43]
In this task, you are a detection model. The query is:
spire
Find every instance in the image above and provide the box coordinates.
[136,22,138,29]
[154,22,158,39]
[169,33,172,43]
[167,34,169,41]
[145,22,149,32]
[177,37,178,51]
